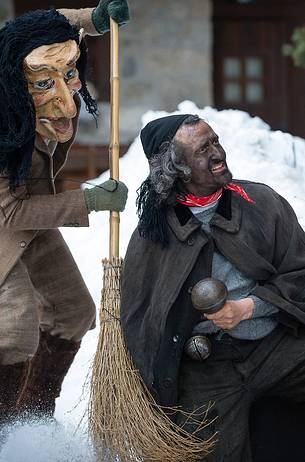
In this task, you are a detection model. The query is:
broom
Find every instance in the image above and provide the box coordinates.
[88,17,216,462]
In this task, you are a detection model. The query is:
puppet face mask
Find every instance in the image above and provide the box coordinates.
[24,39,82,143]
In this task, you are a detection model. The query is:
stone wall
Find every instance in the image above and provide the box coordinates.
[115,0,213,141]
[0,0,14,27]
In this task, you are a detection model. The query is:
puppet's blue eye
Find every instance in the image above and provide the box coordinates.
[65,69,77,80]
[33,79,54,90]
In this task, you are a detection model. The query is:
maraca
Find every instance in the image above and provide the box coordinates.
[191,277,228,315]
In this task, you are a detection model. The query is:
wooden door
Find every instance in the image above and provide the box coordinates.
[213,0,305,138]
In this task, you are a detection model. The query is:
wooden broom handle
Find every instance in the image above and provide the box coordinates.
[109,18,120,258]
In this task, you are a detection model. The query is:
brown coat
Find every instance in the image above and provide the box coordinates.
[0,97,89,285]
[0,8,99,285]
[57,8,100,37]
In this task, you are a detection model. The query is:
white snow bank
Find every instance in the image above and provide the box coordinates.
[2,101,305,461]
[0,421,94,462]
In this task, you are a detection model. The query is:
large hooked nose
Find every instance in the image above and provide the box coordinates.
[52,79,77,119]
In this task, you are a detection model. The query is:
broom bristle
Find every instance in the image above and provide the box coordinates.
[88,257,216,462]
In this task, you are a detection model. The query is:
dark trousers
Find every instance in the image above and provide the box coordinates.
[176,325,305,462]
[250,396,305,461]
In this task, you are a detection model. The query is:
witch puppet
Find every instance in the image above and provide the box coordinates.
[0,1,129,430]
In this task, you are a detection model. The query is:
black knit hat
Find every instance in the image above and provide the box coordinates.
[137,114,194,245]
[140,114,192,159]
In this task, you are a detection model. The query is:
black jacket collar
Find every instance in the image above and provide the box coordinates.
[168,189,242,241]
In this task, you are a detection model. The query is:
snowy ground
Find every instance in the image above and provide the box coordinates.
[2,101,305,461]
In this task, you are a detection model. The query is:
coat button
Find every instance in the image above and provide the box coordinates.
[173,335,179,343]
[187,237,194,246]
[20,241,27,248]
[163,378,173,388]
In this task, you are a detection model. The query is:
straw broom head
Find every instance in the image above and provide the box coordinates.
[89,257,216,462]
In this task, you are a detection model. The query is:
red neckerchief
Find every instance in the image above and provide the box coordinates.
[225,183,255,204]
[176,183,255,207]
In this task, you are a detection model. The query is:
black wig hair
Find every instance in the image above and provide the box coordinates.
[136,177,170,245]
[137,115,201,246]
[0,8,98,190]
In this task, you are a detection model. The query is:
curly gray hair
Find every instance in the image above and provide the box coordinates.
[149,114,201,204]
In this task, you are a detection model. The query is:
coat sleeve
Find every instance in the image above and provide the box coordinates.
[251,194,305,326]
[58,8,100,36]
[0,181,89,230]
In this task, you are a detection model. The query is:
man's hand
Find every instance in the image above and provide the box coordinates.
[205,298,254,330]
[84,179,128,213]
[92,0,130,34]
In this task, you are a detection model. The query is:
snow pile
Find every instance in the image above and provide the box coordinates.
[0,421,95,462]
[2,101,305,461]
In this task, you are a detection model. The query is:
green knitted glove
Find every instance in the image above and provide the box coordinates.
[92,0,130,34]
[84,179,128,213]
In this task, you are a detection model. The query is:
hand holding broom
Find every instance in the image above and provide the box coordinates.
[92,0,130,34]
[84,179,128,213]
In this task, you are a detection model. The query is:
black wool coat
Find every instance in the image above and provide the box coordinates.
[120,180,305,407]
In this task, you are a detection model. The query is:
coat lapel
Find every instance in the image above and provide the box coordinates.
[210,188,241,233]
